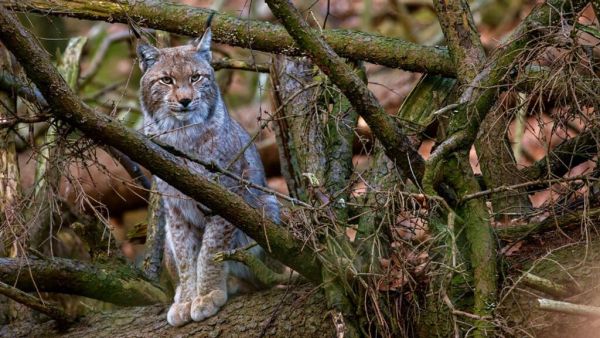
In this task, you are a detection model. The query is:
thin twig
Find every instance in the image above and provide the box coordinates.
[80,30,133,86]
[105,146,151,190]
[0,280,74,326]
[461,175,597,202]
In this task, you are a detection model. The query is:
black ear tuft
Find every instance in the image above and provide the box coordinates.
[194,12,215,61]
[137,43,159,73]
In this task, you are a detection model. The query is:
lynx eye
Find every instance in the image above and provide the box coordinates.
[190,74,202,83]
[159,76,174,85]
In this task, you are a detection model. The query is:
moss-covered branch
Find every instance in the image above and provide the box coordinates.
[2,0,454,75]
[433,0,485,83]
[265,0,424,185]
[0,257,167,306]
[0,6,322,283]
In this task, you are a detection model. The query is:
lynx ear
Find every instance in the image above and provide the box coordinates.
[194,27,212,62]
[137,43,160,73]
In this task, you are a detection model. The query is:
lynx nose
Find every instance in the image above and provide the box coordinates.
[179,98,192,108]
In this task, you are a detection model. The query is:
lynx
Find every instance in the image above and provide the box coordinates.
[137,21,279,327]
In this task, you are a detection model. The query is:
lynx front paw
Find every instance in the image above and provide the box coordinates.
[167,301,192,327]
[190,290,227,321]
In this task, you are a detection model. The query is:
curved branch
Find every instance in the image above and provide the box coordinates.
[0,257,167,306]
[265,0,425,185]
[3,0,454,75]
[0,6,322,283]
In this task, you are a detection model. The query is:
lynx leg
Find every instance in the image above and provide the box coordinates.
[191,217,234,321]
[165,215,202,327]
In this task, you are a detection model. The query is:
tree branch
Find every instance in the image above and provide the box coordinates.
[0,6,322,283]
[521,272,573,299]
[0,280,74,326]
[142,178,165,283]
[496,206,600,241]
[423,0,588,195]
[212,58,270,73]
[265,0,425,185]
[2,0,454,75]
[0,256,167,306]
[521,128,600,183]
[1,286,334,337]
[433,0,486,83]
[538,298,600,318]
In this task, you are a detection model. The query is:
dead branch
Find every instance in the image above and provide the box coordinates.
[496,207,600,241]
[0,280,74,326]
[212,58,270,73]
[522,128,600,183]
[538,298,600,318]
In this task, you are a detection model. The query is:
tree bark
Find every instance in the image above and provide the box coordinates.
[0,257,168,306]
[2,0,454,76]
[0,286,334,338]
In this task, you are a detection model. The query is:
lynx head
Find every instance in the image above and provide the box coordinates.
[137,28,218,125]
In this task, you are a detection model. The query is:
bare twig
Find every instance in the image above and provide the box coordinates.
[538,298,600,317]
[0,280,74,326]
[80,30,133,86]
[461,175,598,202]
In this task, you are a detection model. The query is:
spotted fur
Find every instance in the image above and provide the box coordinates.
[137,27,279,327]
